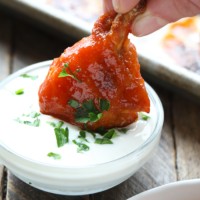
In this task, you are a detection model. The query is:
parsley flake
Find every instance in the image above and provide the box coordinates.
[139,112,150,121]
[58,63,81,82]
[73,139,90,153]
[47,152,61,160]
[95,129,116,144]
[54,127,69,147]
[16,118,40,127]
[20,74,38,80]
[99,99,110,111]
[15,111,41,127]
[68,98,110,126]
[15,88,24,95]
[95,138,113,144]
[47,121,64,128]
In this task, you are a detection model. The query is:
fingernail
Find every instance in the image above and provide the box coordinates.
[132,14,169,36]
[112,0,120,12]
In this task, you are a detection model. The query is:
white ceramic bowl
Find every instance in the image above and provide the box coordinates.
[0,61,164,195]
[128,179,200,200]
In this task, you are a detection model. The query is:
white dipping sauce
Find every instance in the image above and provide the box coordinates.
[0,66,157,167]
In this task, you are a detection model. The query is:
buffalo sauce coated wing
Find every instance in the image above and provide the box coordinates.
[38,1,150,131]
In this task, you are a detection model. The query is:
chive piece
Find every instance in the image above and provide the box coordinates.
[16,118,40,127]
[47,121,64,128]
[54,127,69,147]
[68,98,110,127]
[68,99,79,108]
[15,88,24,95]
[79,130,86,138]
[95,138,113,144]
[99,99,110,111]
[58,63,81,82]
[73,140,90,152]
[31,118,40,127]
[56,121,64,128]
[78,130,89,142]
[82,99,96,112]
[23,111,40,118]
[117,128,128,134]
[103,129,117,139]
[140,113,150,121]
[47,152,61,160]
[20,74,38,80]
[88,112,102,122]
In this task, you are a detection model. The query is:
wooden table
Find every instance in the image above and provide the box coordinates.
[0,10,200,200]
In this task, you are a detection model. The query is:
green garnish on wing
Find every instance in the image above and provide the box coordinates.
[58,63,81,82]
[68,98,110,125]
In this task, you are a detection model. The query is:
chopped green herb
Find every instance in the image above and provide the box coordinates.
[47,152,61,160]
[117,128,128,133]
[78,130,89,142]
[23,111,40,118]
[16,118,40,127]
[58,63,81,82]
[47,121,64,128]
[15,111,41,127]
[103,129,117,139]
[15,88,24,95]
[20,74,38,80]
[99,99,110,111]
[68,98,110,127]
[68,99,79,108]
[140,112,150,121]
[73,140,90,152]
[88,112,102,122]
[95,138,113,144]
[94,129,116,144]
[79,130,86,138]
[54,127,69,147]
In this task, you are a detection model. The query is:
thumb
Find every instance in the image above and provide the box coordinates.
[112,0,140,13]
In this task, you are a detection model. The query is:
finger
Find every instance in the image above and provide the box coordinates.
[132,0,200,36]
[112,0,140,13]
[132,11,169,36]
[103,0,114,13]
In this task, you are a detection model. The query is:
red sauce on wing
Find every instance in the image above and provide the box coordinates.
[38,12,150,131]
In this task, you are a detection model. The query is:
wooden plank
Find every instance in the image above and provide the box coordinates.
[0,12,13,200]
[92,87,177,199]
[0,12,12,80]
[6,171,89,200]
[11,18,77,72]
[173,94,200,179]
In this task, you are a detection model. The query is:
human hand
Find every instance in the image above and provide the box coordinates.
[103,0,200,36]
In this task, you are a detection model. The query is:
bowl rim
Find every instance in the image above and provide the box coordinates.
[128,179,200,200]
[0,60,164,170]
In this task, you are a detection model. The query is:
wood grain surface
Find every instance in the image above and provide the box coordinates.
[0,10,199,200]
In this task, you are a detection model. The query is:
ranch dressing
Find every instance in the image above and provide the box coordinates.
[0,66,157,167]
